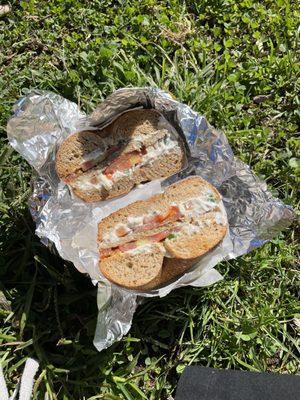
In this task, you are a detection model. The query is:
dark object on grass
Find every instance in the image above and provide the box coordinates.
[175,366,300,400]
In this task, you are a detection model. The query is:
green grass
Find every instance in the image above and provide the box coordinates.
[0,0,299,399]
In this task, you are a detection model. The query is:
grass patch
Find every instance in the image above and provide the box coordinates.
[0,0,299,399]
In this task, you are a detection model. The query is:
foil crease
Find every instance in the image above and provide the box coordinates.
[7,88,294,352]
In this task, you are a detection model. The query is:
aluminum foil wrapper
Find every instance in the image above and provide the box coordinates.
[7,88,294,352]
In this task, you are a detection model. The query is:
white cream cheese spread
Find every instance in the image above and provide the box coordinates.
[102,193,223,246]
[71,129,181,190]
[109,131,181,180]
[71,169,113,191]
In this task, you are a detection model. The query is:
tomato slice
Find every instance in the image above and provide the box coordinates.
[148,231,170,242]
[142,205,181,226]
[80,146,122,174]
[114,230,170,255]
[101,228,173,260]
[118,242,137,252]
[104,157,131,176]
[80,160,97,171]
[105,173,113,180]
[154,213,168,223]
[143,212,168,224]
[104,150,142,176]
[165,205,181,221]
[134,221,159,233]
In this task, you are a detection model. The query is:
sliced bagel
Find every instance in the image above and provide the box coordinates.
[55,109,186,202]
[98,176,228,289]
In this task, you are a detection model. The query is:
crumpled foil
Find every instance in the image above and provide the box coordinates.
[7,88,294,352]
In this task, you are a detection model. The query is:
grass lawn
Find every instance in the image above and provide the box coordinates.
[0,0,299,399]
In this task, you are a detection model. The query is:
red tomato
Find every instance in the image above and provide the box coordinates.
[104,151,142,176]
[143,205,181,225]
[118,242,137,252]
[148,231,170,242]
[80,160,96,171]
[154,212,169,223]
[105,173,113,180]
[134,221,159,233]
[167,205,181,219]
[142,210,164,224]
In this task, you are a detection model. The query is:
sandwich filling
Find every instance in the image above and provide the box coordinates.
[64,124,183,192]
[99,190,227,260]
